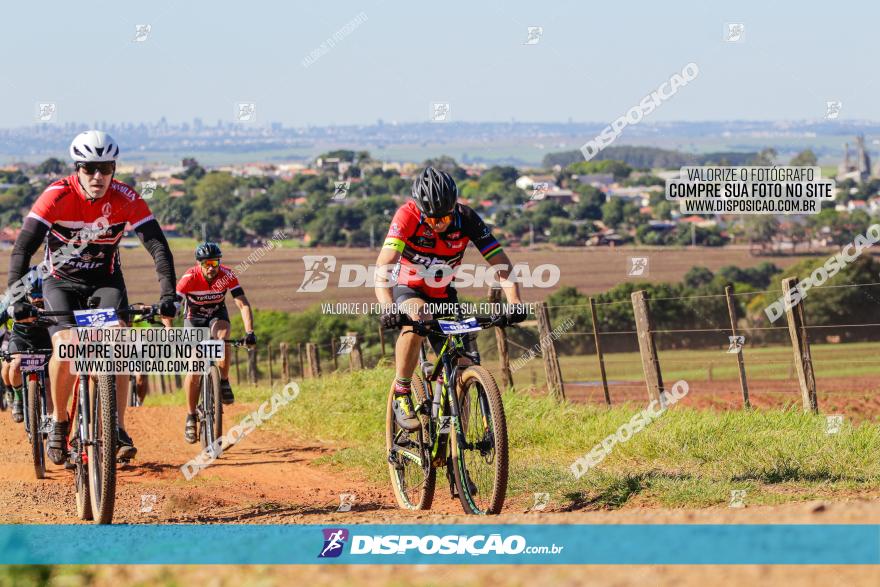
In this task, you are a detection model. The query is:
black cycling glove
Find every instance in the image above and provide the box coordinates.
[245,332,257,346]
[506,303,529,324]
[13,302,38,321]
[159,296,178,319]
[380,311,403,329]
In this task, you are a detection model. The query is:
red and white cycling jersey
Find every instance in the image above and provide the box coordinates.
[383,201,503,298]
[27,174,154,284]
[176,264,245,319]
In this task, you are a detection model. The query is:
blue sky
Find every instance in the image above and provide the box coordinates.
[1,0,875,127]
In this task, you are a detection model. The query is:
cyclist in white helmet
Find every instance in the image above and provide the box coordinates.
[5,130,178,465]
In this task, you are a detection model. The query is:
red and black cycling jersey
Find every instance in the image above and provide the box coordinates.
[7,174,177,300]
[177,264,245,319]
[26,174,153,283]
[382,201,503,298]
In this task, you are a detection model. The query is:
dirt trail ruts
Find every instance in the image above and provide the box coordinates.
[0,400,479,524]
[3,400,880,526]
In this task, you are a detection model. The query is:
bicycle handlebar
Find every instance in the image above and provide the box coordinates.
[397,314,509,334]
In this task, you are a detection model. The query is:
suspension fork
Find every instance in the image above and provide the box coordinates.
[70,374,91,459]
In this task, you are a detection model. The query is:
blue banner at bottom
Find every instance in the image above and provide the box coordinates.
[0,524,878,565]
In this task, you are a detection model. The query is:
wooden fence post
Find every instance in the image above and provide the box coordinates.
[305,343,321,378]
[589,297,611,405]
[233,346,241,385]
[159,372,167,395]
[247,346,258,387]
[298,343,305,377]
[631,290,664,404]
[725,284,750,408]
[331,337,339,370]
[534,301,565,402]
[489,287,512,391]
[782,277,818,413]
[267,342,274,387]
[347,331,364,371]
[378,325,386,358]
[280,342,290,381]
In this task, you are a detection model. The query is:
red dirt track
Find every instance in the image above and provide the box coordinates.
[4,400,880,585]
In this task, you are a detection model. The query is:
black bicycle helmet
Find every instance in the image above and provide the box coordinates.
[411,167,458,218]
[195,241,222,261]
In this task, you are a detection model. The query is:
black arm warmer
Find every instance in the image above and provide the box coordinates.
[134,219,177,299]
[8,217,48,287]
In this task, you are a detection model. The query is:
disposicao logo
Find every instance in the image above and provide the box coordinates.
[318,528,349,558]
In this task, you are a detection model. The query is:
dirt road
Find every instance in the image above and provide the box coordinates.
[4,400,880,525]
[4,400,880,586]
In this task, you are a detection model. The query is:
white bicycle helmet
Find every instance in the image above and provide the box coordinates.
[69,130,120,163]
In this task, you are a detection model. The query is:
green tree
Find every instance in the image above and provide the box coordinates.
[789,149,818,167]
[750,148,778,166]
[421,156,467,181]
[192,172,239,238]
[35,157,66,175]
[743,216,780,251]
[683,266,714,289]
[241,211,285,235]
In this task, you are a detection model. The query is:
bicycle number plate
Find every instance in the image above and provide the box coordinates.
[19,354,48,372]
[73,308,119,328]
[437,317,481,334]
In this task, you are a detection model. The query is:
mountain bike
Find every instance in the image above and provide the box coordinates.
[386,314,510,515]
[5,347,52,479]
[38,299,160,524]
[198,337,248,457]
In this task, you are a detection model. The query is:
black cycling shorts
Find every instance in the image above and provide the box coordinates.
[42,274,129,337]
[9,326,52,353]
[184,304,230,329]
[392,285,476,357]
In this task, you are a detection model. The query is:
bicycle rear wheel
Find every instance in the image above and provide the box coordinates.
[88,375,117,524]
[26,378,45,479]
[386,374,435,510]
[199,366,223,456]
[450,366,508,515]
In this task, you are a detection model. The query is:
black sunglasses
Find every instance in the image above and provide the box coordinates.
[77,162,115,176]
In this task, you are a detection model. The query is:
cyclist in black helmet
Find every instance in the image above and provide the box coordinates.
[374,167,527,431]
[164,242,255,443]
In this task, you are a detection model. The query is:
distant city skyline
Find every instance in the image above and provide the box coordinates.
[1,0,877,127]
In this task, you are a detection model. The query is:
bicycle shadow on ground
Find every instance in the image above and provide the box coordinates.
[119,461,182,477]
[158,500,397,523]
[190,445,327,468]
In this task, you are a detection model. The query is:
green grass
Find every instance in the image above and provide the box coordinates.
[188,366,880,510]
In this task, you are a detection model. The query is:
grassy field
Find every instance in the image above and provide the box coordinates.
[151,366,880,511]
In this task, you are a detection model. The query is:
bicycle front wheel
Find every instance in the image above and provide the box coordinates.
[200,366,223,456]
[27,378,45,479]
[386,373,435,510]
[88,375,117,524]
[450,366,508,515]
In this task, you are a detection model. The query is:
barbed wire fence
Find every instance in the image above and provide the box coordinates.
[476,278,880,414]
[150,279,880,414]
